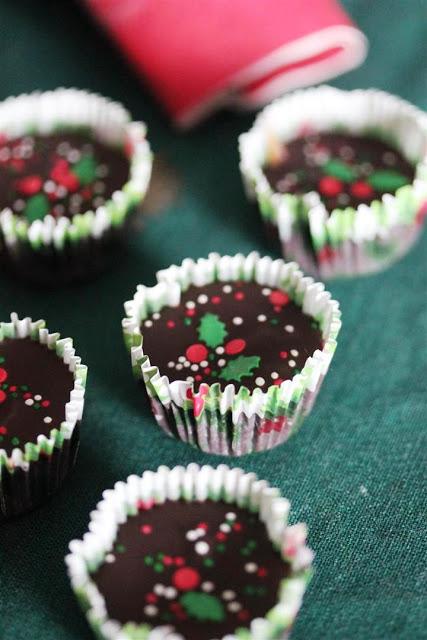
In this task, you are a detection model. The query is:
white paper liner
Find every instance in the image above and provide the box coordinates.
[66,464,313,640]
[0,88,152,251]
[0,314,87,473]
[239,86,427,278]
[122,252,341,455]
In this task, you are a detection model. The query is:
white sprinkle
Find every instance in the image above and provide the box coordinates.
[44,180,56,194]
[290,349,299,357]
[57,141,70,155]
[195,541,210,555]
[255,377,265,387]
[200,360,208,368]
[167,361,175,368]
[197,294,208,304]
[186,530,199,541]
[185,301,196,309]
[154,584,164,595]
[285,325,294,333]
[184,360,191,368]
[232,317,243,325]
[56,186,67,198]
[262,288,271,296]
[165,587,178,600]
[195,527,206,537]
[225,512,236,521]
[68,149,81,163]
[222,590,236,601]
[191,364,199,372]
[93,196,105,208]
[217,359,226,367]
[245,562,258,573]
[176,364,183,371]
[228,602,242,612]
[25,399,34,406]
[178,356,186,363]
[271,372,279,380]
[13,199,25,212]
[144,605,158,617]
[257,314,267,322]
[222,285,232,293]
[216,346,224,355]
[220,523,231,533]
[186,376,194,383]
[105,554,115,563]
[202,581,214,592]
[94,181,106,194]
[153,312,160,320]
[43,417,52,424]
[337,193,350,206]
[34,395,42,401]
[144,320,153,328]
[288,360,296,368]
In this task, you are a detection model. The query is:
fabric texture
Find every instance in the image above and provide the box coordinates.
[0,1,426,639]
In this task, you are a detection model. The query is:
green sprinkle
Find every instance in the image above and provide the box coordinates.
[248,540,257,549]
[211,370,218,377]
[21,385,29,391]
[34,403,40,409]
[154,563,164,573]
[184,318,192,326]
[11,392,18,398]
[216,543,226,553]
[209,354,215,362]
[270,318,279,325]
[203,558,215,567]
[11,437,20,446]
[144,556,154,566]
[115,544,126,554]
[0,436,4,443]
[241,548,250,556]
[0,357,4,364]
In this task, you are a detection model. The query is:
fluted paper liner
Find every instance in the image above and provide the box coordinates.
[0,88,152,281]
[239,86,427,278]
[66,464,313,640]
[122,252,341,455]
[0,313,87,519]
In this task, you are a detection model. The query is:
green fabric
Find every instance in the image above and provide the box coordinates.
[0,1,426,639]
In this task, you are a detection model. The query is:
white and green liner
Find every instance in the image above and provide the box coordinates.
[122,252,341,456]
[66,464,314,640]
[239,86,427,278]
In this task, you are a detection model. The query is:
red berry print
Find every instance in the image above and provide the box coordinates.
[257,567,268,577]
[211,296,221,304]
[319,176,343,197]
[0,367,8,383]
[224,338,246,355]
[234,291,245,301]
[216,531,227,541]
[16,175,42,196]
[350,181,374,199]
[163,556,173,566]
[167,320,175,329]
[233,522,243,532]
[41,400,50,408]
[175,557,185,566]
[146,593,158,604]
[185,343,208,364]
[23,392,32,399]
[279,351,288,359]
[0,390,6,404]
[172,567,200,591]
[0,426,7,435]
[197,522,208,530]
[185,308,196,317]
[195,374,202,382]
[269,290,289,307]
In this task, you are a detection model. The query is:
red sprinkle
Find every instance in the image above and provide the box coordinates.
[146,593,158,604]
[279,351,288,359]
[234,291,245,301]
[163,556,173,566]
[175,557,185,566]
[0,368,7,384]
[195,374,202,382]
[0,426,7,435]
[0,390,6,404]
[185,308,196,317]
[23,392,32,399]
[41,400,50,408]
[233,522,242,532]
[211,296,221,304]
[269,290,290,307]
[318,176,343,197]
[140,524,152,535]
[186,343,208,364]
[9,386,16,392]
[257,567,268,577]
[197,522,208,530]
[167,320,175,329]
[351,180,374,199]
[16,175,42,196]
[238,610,250,622]
[203,367,211,375]
[216,531,227,541]
[224,338,246,355]
[274,378,284,386]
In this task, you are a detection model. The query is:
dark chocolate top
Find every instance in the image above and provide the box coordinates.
[263,132,414,213]
[0,132,130,222]
[141,281,322,392]
[0,337,74,454]
[92,499,289,640]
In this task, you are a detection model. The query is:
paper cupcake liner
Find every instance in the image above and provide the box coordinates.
[0,313,87,520]
[122,252,341,456]
[0,88,152,284]
[66,464,314,640]
[239,86,427,278]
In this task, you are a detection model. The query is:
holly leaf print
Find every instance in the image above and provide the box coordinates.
[219,355,261,382]
[198,313,227,348]
[367,170,410,192]
[180,592,225,622]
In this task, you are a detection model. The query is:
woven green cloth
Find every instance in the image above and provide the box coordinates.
[0,1,426,638]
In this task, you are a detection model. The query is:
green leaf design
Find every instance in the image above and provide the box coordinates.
[72,155,97,185]
[367,170,410,192]
[24,193,49,222]
[323,159,357,183]
[219,355,261,382]
[180,592,225,622]
[198,313,228,348]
